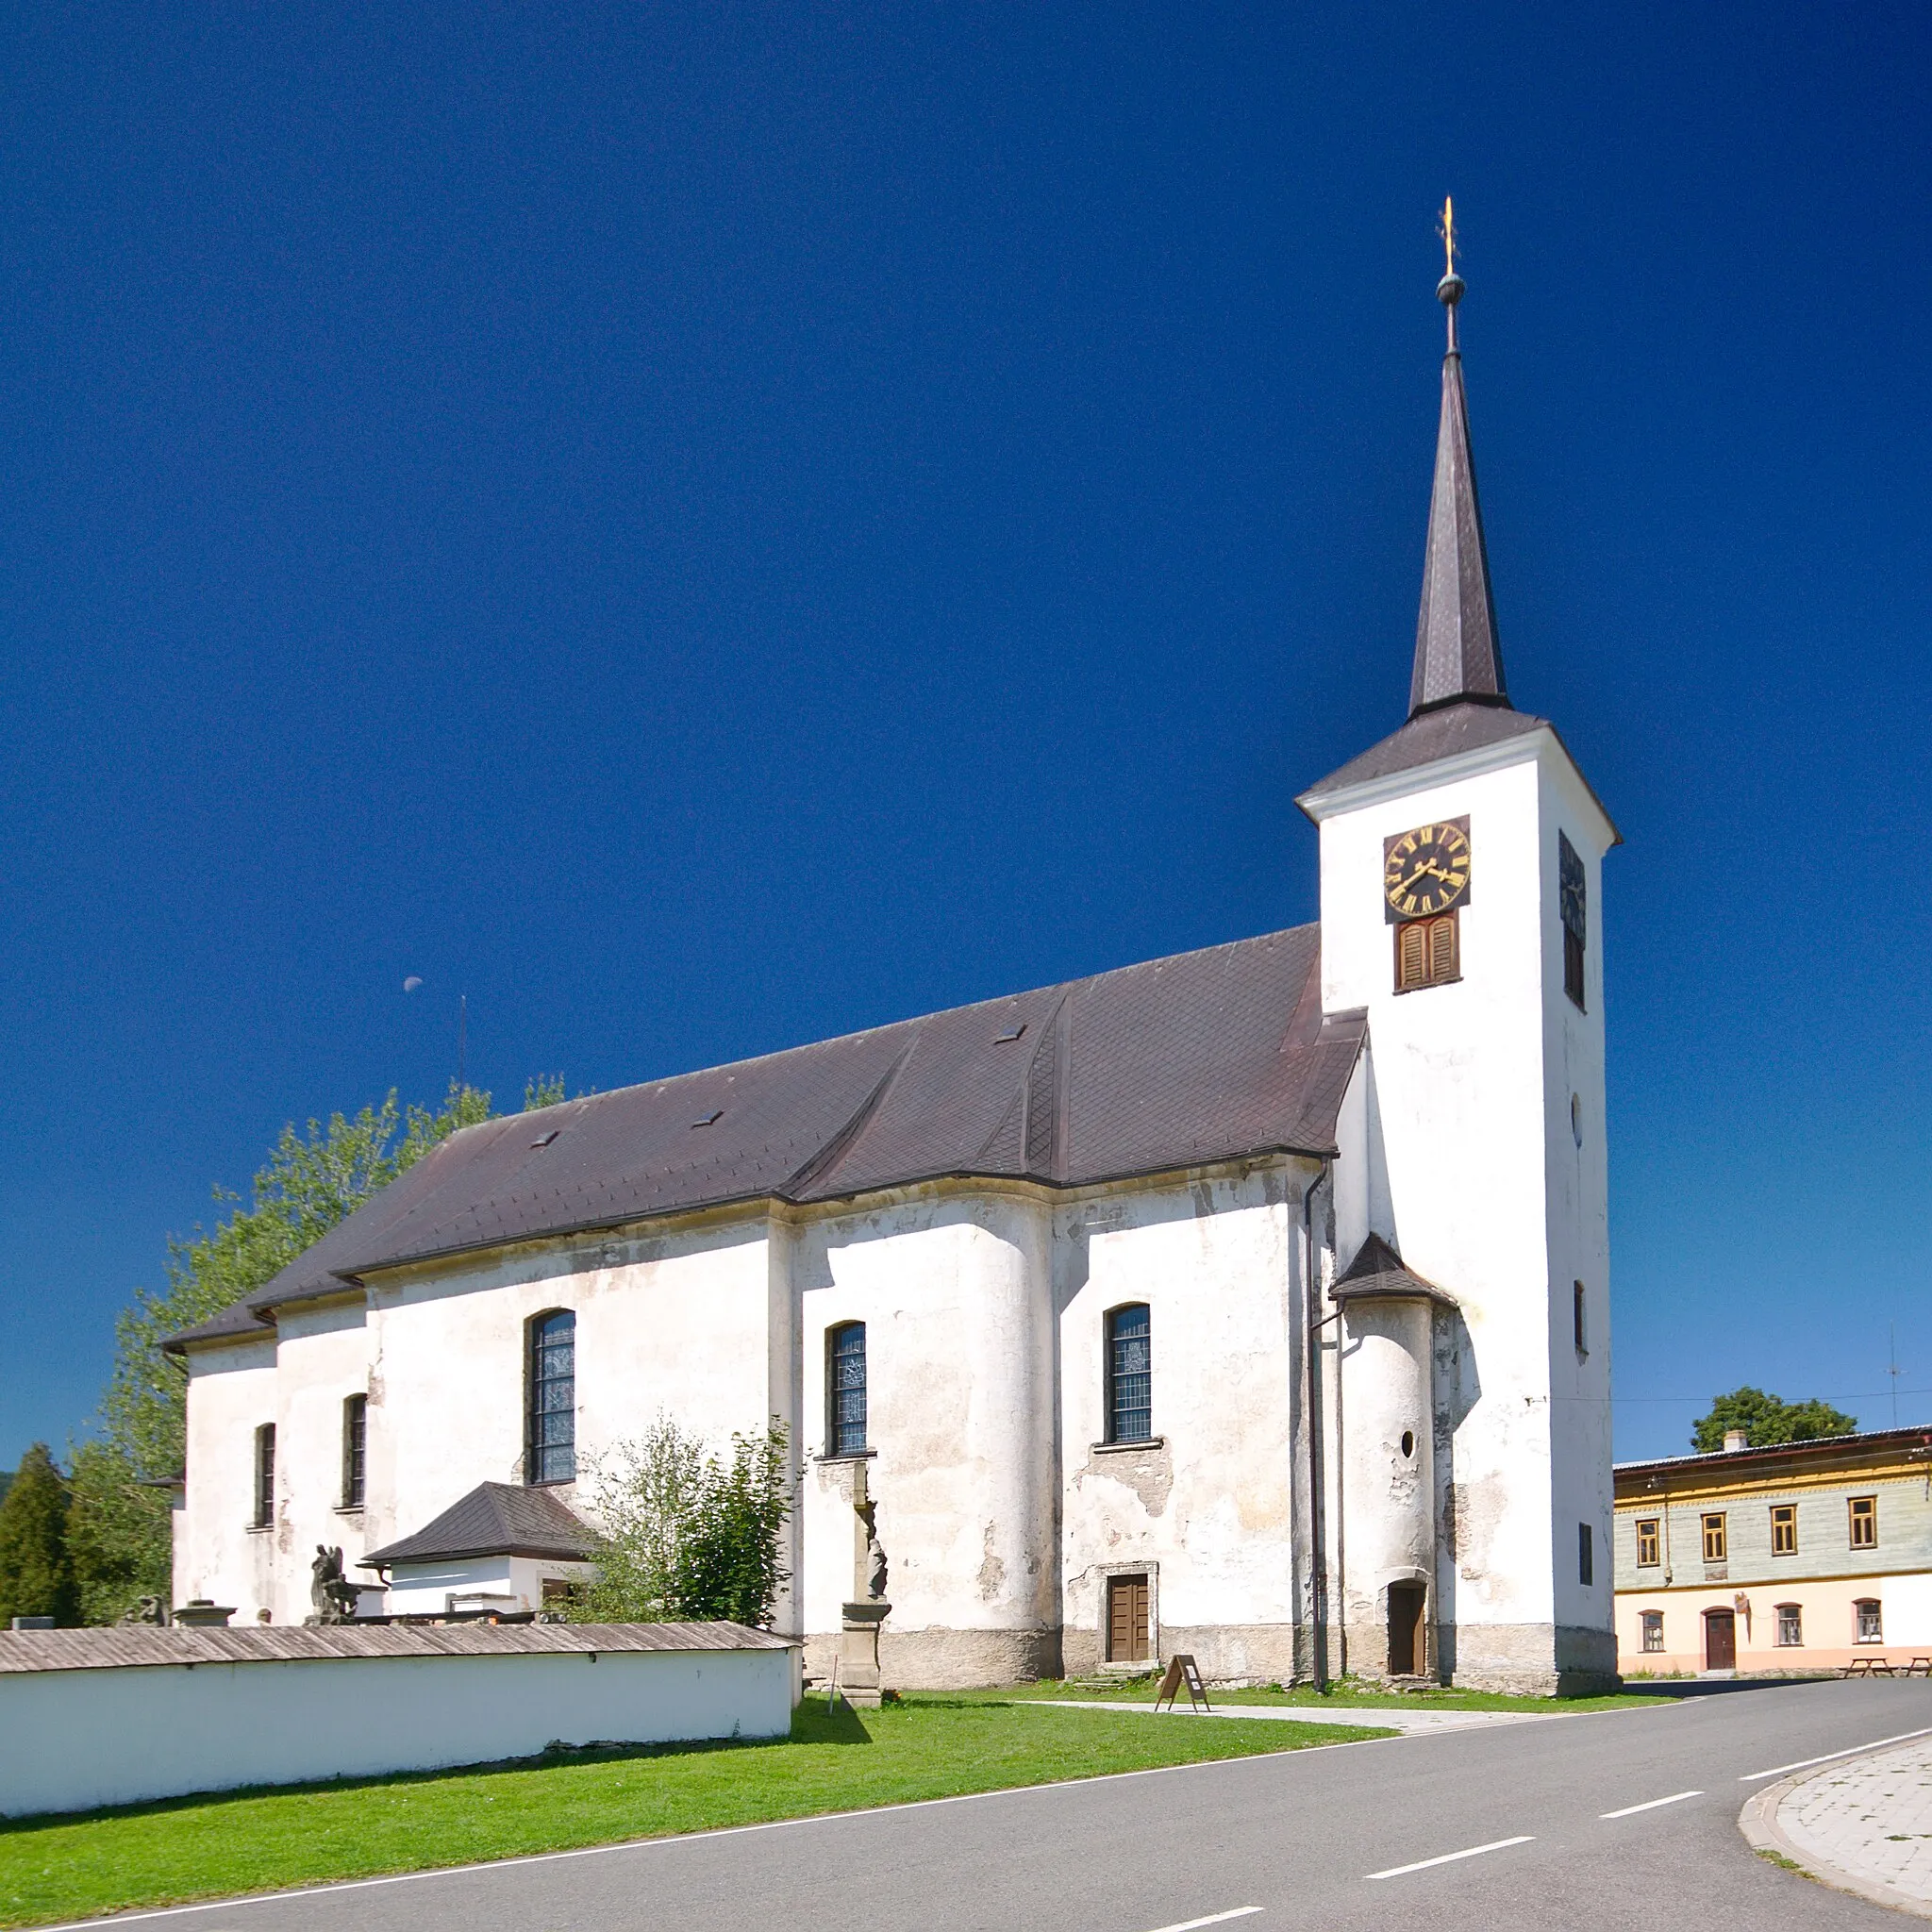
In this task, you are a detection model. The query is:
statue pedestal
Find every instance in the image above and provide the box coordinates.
[839,1600,891,1707]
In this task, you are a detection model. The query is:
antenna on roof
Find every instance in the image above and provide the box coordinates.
[458,993,468,1093]
[1890,1322,1902,1428]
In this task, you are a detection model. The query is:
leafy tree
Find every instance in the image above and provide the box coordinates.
[524,1074,568,1110]
[1691,1386,1858,1454]
[576,1418,793,1628]
[0,1444,78,1625]
[67,1082,495,1623]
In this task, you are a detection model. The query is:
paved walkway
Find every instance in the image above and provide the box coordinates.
[1746,1734,1932,1918]
[1029,1697,1562,1734]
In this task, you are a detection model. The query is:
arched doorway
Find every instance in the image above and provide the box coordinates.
[1703,1606,1737,1671]
[1388,1582,1427,1675]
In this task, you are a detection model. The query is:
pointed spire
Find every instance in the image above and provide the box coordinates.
[1409,200,1508,718]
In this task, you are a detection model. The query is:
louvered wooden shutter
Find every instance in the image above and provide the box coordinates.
[1427,914,1457,982]
[1397,922,1426,990]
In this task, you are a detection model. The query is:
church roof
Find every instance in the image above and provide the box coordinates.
[1410,274,1507,717]
[359,1482,596,1569]
[167,924,1366,1349]
[1330,1232,1459,1309]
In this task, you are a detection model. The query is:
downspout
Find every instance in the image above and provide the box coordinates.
[1304,1160,1336,1690]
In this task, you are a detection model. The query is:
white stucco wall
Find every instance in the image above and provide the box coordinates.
[0,1646,793,1819]
[1308,726,1617,1685]
[176,1339,278,1618]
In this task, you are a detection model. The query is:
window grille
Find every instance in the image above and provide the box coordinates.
[1640,1610,1664,1654]
[252,1424,275,1528]
[828,1323,867,1456]
[1635,1518,1659,1567]
[341,1394,367,1509]
[1106,1305,1152,1444]
[1856,1598,1883,1644]
[1775,1604,1802,1647]
[526,1310,576,1485]
[1770,1503,1796,1556]
[1849,1495,1877,1549]
[1701,1512,1727,1563]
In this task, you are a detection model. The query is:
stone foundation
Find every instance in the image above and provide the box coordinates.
[1060,1621,1305,1686]
[804,1626,1061,1690]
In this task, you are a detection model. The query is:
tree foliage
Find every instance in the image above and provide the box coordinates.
[67,1083,494,1623]
[1690,1386,1858,1454]
[576,1417,792,1628]
[0,1444,78,1626]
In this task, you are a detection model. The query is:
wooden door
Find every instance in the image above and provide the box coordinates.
[1108,1574,1150,1662]
[1388,1583,1426,1675]
[1705,1608,1737,1670]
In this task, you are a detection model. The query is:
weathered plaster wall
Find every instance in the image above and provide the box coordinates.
[176,1339,277,1618]
[1312,731,1618,1690]
[1057,1164,1308,1683]
[270,1299,374,1624]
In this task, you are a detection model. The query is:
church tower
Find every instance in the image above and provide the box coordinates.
[1297,221,1619,1691]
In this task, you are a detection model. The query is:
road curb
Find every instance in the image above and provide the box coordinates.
[1740,1749,1932,1921]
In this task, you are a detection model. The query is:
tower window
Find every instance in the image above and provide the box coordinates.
[1559,831,1587,1011]
[252,1424,275,1528]
[1578,1522,1594,1587]
[1573,1281,1588,1357]
[341,1395,367,1509]
[828,1322,868,1456]
[1106,1305,1152,1443]
[1394,914,1459,992]
[526,1309,576,1486]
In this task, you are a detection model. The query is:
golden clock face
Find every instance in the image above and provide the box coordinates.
[1383,820,1472,921]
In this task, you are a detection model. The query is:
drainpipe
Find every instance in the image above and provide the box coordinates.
[1304,1160,1336,1690]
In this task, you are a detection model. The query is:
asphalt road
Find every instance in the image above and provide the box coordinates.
[56,1678,1932,1931]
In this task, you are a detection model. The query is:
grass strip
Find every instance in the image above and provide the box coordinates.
[0,1695,1387,1929]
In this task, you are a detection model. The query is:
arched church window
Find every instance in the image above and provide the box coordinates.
[828,1323,868,1456]
[1106,1305,1152,1443]
[526,1309,576,1486]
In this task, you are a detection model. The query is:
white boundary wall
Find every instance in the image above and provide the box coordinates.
[0,1644,794,1819]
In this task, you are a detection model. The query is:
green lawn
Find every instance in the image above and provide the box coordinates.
[980,1676,1672,1714]
[0,1696,1387,1929]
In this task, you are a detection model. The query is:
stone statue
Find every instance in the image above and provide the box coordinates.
[862,1506,889,1602]
[117,1595,167,1626]
[309,1545,360,1624]
[839,1468,891,1707]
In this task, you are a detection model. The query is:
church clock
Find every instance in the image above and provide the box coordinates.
[1382,818,1472,922]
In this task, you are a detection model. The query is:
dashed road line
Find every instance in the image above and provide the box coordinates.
[1141,1911,1262,1932]
[1367,1836,1535,1880]
[1601,1790,1701,1818]
[1739,1725,1932,1784]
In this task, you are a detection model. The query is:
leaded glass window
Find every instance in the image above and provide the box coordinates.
[1107,1305,1151,1444]
[526,1310,576,1485]
[829,1323,867,1456]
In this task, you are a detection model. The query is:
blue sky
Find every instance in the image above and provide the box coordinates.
[1,3,1927,1468]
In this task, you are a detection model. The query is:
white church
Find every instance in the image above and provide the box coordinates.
[168,258,1619,1693]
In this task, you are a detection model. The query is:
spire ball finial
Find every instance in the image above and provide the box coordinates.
[1436,194,1464,308]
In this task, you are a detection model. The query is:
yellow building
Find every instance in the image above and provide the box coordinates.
[1614,1427,1932,1675]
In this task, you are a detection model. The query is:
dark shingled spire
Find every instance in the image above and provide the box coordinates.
[1409,245,1508,718]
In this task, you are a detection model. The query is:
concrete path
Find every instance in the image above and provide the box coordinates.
[1029,1696,1560,1733]
[1743,1733,1932,1918]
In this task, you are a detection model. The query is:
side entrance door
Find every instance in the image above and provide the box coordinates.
[1108,1574,1150,1663]
[1704,1607,1737,1670]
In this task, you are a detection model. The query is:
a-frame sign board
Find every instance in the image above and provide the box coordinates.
[1154,1653,1211,1713]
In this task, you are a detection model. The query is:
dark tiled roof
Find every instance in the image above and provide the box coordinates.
[167,924,1365,1350]
[1298,699,1549,804]
[1330,1233,1459,1309]
[360,1482,596,1568]
[0,1620,791,1674]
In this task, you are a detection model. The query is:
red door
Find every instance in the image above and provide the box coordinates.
[1705,1608,1737,1670]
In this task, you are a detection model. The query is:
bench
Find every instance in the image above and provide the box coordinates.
[1841,1657,1895,1677]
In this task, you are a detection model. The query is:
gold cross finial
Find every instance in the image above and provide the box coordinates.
[1439,196,1457,278]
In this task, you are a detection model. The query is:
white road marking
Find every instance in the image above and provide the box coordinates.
[1367,1835,1535,1880]
[1601,1790,1702,1818]
[1738,1724,1932,1783]
[1141,1911,1262,1932]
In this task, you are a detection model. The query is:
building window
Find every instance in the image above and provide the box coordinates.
[1573,1281,1588,1357]
[341,1395,367,1509]
[1775,1603,1803,1647]
[1849,1495,1877,1549]
[1106,1305,1152,1444]
[828,1322,868,1456]
[1635,1518,1659,1567]
[252,1424,275,1528]
[1702,1512,1727,1563]
[1107,1573,1151,1663]
[1578,1522,1594,1587]
[1394,913,1459,992]
[1640,1610,1664,1654]
[1770,1503,1797,1556]
[1559,830,1587,1011]
[526,1309,576,1486]
[1856,1598,1883,1644]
